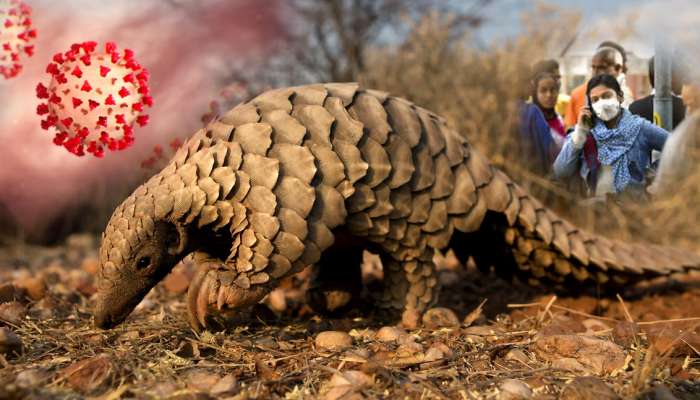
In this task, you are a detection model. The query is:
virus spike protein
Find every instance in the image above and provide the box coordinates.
[0,0,36,79]
[36,41,153,157]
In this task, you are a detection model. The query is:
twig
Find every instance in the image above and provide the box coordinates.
[616,294,635,323]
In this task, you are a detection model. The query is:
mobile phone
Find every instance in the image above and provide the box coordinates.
[583,96,595,128]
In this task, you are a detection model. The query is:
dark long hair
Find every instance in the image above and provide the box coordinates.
[586,74,623,117]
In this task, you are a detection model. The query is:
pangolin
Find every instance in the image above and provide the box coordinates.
[93,82,700,331]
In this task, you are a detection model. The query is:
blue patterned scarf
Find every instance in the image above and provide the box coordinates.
[591,109,644,193]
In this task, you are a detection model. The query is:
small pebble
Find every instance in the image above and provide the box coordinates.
[375,326,404,342]
[498,379,532,399]
[560,376,620,400]
[323,370,372,400]
[0,301,26,325]
[315,331,353,351]
[210,374,237,396]
[16,277,46,301]
[0,327,22,356]
[422,307,460,329]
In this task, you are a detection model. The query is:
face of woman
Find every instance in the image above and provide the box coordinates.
[590,84,623,122]
[536,76,559,109]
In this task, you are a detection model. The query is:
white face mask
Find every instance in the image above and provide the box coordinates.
[592,97,620,121]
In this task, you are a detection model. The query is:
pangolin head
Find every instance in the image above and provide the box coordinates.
[94,203,188,329]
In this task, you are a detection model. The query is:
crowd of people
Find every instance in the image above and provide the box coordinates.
[518,40,699,204]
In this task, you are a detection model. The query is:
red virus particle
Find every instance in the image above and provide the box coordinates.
[0,0,37,80]
[36,41,153,157]
[140,137,183,169]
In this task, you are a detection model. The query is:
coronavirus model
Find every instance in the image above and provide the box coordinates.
[0,0,36,79]
[36,41,152,157]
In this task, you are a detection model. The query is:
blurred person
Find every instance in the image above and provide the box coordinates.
[554,75,668,200]
[564,43,632,130]
[532,69,566,149]
[650,77,700,195]
[629,56,686,129]
[531,59,570,118]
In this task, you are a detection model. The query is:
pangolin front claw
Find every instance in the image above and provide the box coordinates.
[186,262,271,332]
[186,264,210,332]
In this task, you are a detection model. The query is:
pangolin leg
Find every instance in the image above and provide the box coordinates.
[377,251,439,329]
[306,245,364,315]
[187,264,210,332]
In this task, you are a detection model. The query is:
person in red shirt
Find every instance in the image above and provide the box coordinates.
[565,46,626,130]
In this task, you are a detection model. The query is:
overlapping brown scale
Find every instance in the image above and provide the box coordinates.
[212,201,234,231]
[210,167,236,199]
[291,84,328,106]
[446,164,477,214]
[452,189,487,233]
[426,222,453,249]
[292,105,335,145]
[384,98,422,148]
[240,153,280,190]
[348,92,392,145]
[274,176,316,218]
[359,138,392,188]
[333,140,369,184]
[261,109,307,145]
[325,97,364,145]
[465,150,493,188]
[309,185,347,229]
[220,102,260,126]
[368,216,390,237]
[566,230,590,266]
[533,210,553,244]
[409,142,435,191]
[207,121,235,142]
[481,169,511,213]
[273,231,305,263]
[430,154,455,199]
[346,213,373,236]
[366,184,393,218]
[387,218,408,241]
[185,187,207,225]
[407,190,431,224]
[516,197,537,232]
[308,142,346,187]
[423,199,447,233]
[441,127,466,166]
[384,135,415,189]
[388,185,413,219]
[415,108,446,156]
[243,186,277,215]
[232,123,273,156]
[197,177,219,205]
[248,212,280,240]
[278,207,308,241]
[323,82,359,107]
[346,183,376,213]
[250,87,294,113]
[197,205,219,228]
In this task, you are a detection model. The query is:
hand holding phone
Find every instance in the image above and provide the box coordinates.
[579,98,594,130]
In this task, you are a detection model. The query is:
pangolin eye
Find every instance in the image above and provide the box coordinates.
[136,256,151,269]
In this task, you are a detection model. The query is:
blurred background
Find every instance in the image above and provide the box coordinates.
[0,0,698,245]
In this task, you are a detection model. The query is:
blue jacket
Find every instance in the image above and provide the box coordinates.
[519,102,557,174]
[553,110,668,195]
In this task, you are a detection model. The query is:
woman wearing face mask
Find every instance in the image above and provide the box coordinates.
[553,74,669,200]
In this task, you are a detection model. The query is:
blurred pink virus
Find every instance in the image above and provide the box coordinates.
[36,41,153,157]
[0,0,37,79]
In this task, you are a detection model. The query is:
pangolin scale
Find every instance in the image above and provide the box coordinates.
[94,82,700,331]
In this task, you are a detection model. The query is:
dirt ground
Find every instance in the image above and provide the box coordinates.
[0,234,699,399]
